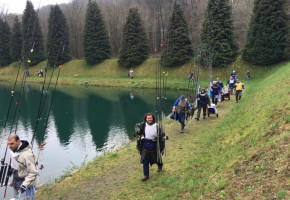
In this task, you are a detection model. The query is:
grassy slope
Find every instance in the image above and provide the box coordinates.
[36,62,289,199]
[0,57,271,90]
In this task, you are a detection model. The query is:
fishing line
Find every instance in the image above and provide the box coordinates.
[35,45,65,165]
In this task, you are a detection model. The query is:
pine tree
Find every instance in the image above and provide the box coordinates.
[285,1,290,60]
[47,5,71,67]
[83,1,110,65]
[0,19,11,67]
[161,1,193,68]
[10,16,23,62]
[201,0,237,67]
[118,8,149,68]
[242,0,288,65]
[22,0,45,66]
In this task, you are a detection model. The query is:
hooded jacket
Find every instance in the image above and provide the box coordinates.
[13,140,39,190]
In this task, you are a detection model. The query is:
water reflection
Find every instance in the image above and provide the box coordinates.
[0,84,184,198]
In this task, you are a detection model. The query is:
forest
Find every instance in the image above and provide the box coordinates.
[0,0,289,66]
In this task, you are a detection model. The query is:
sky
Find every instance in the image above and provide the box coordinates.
[0,0,71,14]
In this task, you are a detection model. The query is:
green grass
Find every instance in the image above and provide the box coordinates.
[35,61,289,199]
[0,56,281,90]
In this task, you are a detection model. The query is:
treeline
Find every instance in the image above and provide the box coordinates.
[0,0,289,68]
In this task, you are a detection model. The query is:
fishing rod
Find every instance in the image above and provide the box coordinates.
[2,9,41,164]
[0,4,44,198]
[1,1,42,164]
[0,10,35,149]
[30,42,64,148]
[35,45,65,165]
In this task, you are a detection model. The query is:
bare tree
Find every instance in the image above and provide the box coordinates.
[7,0,260,59]
[64,0,86,59]
[101,0,128,57]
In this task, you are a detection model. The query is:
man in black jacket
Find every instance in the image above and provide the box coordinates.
[195,88,211,120]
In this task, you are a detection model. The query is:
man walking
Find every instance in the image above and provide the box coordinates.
[136,113,164,181]
[195,88,210,120]
[172,95,191,133]
[235,79,244,103]
[211,81,220,105]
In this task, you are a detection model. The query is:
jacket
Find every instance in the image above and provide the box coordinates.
[14,140,39,190]
[173,98,191,115]
[235,82,243,91]
[211,85,220,95]
[197,93,210,106]
[227,79,236,88]
[217,81,224,89]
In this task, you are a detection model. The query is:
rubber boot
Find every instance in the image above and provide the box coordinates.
[181,124,185,133]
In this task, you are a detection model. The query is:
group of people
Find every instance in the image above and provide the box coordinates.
[171,70,247,132]
[136,70,249,181]
[227,70,246,103]
[4,70,248,194]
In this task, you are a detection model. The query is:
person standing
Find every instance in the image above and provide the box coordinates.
[8,134,39,199]
[216,78,224,102]
[235,79,244,103]
[128,69,134,79]
[40,68,43,77]
[211,81,220,105]
[172,95,191,133]
[195,88,210,120]
[246,70,250,80]
[231,70,236,81]
[227,76,236,94]
[137,113,164,181]
[189,72,194,82]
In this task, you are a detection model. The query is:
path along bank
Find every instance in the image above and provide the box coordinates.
[36,62,289,199]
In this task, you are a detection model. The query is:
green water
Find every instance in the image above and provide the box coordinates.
[0,84,185,188]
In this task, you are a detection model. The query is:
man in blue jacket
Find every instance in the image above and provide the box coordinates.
[172,95,191,133]
[227,76,236,94]
[211,81,220,105]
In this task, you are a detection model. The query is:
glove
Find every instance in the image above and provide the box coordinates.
[19,186,26,193]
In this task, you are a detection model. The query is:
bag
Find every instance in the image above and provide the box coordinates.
[143,139,156,151]
[170,113,178,120]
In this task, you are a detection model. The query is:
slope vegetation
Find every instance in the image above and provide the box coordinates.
[36,61,289,199]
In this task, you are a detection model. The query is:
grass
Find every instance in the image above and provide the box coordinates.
[35,61,289,199]
[0,56,280,90]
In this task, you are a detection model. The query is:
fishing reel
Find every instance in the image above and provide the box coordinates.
[0,162,12,187]
[134,123,143,137]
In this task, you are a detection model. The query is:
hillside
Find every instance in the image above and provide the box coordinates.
[35,62,289,199]
[0,57,274,90]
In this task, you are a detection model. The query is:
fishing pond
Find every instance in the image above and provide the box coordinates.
[0,84,185,198]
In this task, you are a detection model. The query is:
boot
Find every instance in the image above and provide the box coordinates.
[203,115,206,119]
[157,166,163,172]
[195,117,199,121]
[180,125,185,133]
[141,176,149,181]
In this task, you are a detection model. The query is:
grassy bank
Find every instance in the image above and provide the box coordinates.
[0,57,277,90]
[36,62,289,199]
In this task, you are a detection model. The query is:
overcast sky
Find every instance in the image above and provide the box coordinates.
[0,0,71,14]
